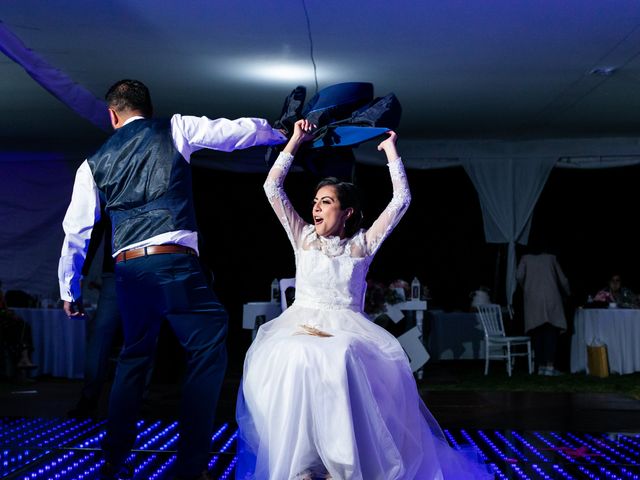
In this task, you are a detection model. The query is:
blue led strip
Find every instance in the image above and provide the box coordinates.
[474,429,510,463]
[583,432,640,470]
[509,430,578,479]
[493,431,575,478]
[219,455,238,480]
[549,462,578,479]
[0,418,59,446]
[492,430,534,464]
[22,418,79,448]
[208,428,238,471]
[0,448,51,478]
[110,421,181,479]
[210,423,230,450]
[618,434,640,458]
[545,431,619,479]
[446,429,505,479]
[147,454,177,479]
[17,450,97,479]
[0,418,50,444]
[507,431,553,464]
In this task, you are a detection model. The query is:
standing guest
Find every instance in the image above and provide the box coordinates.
[236,120,492,479]
[516,250,571,376]
[0,281,37,377]
[67,213,120,418]
[58,79,286,480]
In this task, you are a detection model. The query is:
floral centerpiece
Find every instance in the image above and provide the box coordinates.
[593,287,639,308]
[364,278,425,318]
[593,290,615,303]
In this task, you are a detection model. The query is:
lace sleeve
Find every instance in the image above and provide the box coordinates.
[364,157,411,256]
[263,152,308,249]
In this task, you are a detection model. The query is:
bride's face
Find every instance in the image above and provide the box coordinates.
[312,185,352,238]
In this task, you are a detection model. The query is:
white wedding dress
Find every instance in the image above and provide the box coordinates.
[236,152,493,480]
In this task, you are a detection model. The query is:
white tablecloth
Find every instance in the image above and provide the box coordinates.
[13,307,86,379]
[426,310,484,360]
[571,308,640,375]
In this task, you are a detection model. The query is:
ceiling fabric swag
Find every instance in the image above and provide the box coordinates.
[0,20,110,132]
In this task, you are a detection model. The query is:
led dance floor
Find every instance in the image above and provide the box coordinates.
[1,417,640,479]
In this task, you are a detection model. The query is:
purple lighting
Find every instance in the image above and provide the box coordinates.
[1,417,640,479]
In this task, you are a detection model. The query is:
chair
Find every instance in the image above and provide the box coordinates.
[279,278,296,311]
[397,326,430,373]
[476,304,533,376]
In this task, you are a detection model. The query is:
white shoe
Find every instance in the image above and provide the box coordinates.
[538,366,562,376]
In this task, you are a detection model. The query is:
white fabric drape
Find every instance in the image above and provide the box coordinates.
[354,139,640,306]
[462,157,557,306]
[355,137,640,169]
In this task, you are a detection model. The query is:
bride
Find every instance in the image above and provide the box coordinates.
[236,119,492,479]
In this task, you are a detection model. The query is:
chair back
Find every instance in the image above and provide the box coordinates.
[279,278,296,311]
[397,326,430,372]
[477,303,506,337]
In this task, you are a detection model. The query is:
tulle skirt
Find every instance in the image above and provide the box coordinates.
[236,304,493,480]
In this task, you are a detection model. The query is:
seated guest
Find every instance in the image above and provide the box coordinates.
[4,289,38,308]
[594,274,638,308]
[0,282,37,377]
[68,214,121,418]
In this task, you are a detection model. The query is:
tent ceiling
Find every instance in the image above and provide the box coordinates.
[2,1,640,154]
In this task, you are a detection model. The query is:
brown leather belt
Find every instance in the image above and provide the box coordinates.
[115,244,196,263]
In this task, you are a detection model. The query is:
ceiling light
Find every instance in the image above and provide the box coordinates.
[589,66,617,76]
[220,58,341,85]
[246,62,317,83]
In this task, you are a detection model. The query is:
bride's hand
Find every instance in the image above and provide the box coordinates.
[292,119,316,143]
[283,119,316,155]
[377,130,398,152]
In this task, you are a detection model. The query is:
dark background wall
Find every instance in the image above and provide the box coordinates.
[153,158,640,378]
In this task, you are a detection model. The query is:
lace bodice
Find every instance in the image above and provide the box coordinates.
[264,151,411,311]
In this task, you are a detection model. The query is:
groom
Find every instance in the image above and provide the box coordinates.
[58,79,286,480]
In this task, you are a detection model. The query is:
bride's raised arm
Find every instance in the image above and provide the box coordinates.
[263,119,316,249]
[364,131,411,256]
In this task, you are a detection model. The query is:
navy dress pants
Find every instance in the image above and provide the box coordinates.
[102,253,228,477]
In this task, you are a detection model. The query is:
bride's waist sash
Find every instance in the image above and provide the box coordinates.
[294,295,361,312]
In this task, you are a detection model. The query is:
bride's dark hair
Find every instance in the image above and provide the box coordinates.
[314,177,363,237]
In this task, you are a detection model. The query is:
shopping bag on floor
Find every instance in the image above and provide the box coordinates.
[587,340,609,378]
